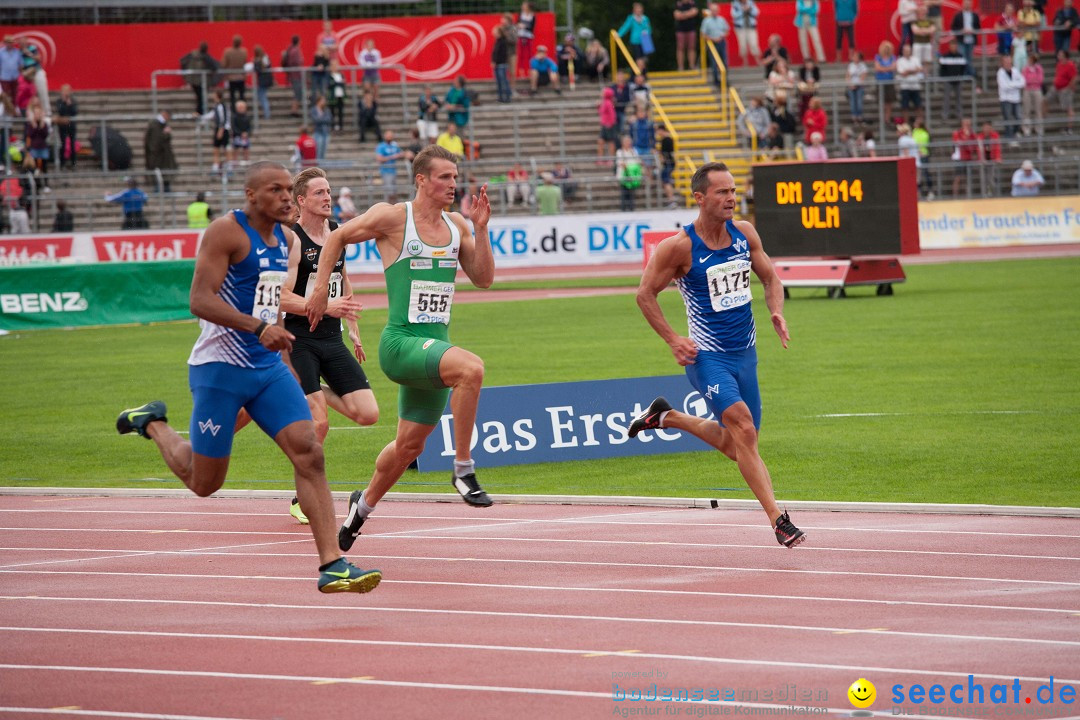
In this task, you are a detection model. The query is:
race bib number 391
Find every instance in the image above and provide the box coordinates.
[408,280,454,324]
[706,260,752,311]
[252,270,286,322]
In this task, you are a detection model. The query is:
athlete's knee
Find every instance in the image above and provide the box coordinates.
[187,471,226,497]
[345,402,379,426]
[394,435,426,463]
[290,430,326,477]
[456,357,485,388]
[312,417,330,441]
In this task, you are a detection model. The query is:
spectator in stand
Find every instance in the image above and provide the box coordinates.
[20,38,49,117]
[311,45,331,103]
[896,122,919,167]
[310,95,331,160]
[912,118,933,197]
[295,126,317,169]
[505,162,532,206]
[629,106,656,164]
[317,20,338,58]
[760,33,788,79]
[375,130,403,200]
[859,128,877,156]
[615,134,643,211]
[1017,0,1043,55]
[0,36,22,104]
[761,122,785,158]
[766,58,796,110]
[326,60,347,131]
[951,0,982,81]
[898,0,918,47]
[6,194,30,235]
[618,3,655,73]
[445,75,471,128]
[492,25,513,103]
[896,43,925,123]
[875,41,898,125]
[416,86,442,143]
[1021,54,1045,135]
[610,70,632,133]
[222,35,248,108]
[205,89,232,174]
[836,126,859,157]
[801,96,827,145]
[598,86,619,163]
[652,124,674,207]
[847,50,868,126]
[997,54,1025,140]
[402,128,425,166]
[359,39,382,100]
[282,35,304,118]
[583,38,611,82]
[738,95,771,146]
[978,120,1003,194]
[675,0,700,71]
[517,2,538,80]
[187,192,213,228]
[911,5,936,67]
[804,131,828,160]
[529,45,562,95]
[52,199,74,232]
[926,0,945,30]
[144,109,177,192]
[436,122,465,159]
[996,4,1018,56]
[106,176,148,229]
[335,187,357,223]
[1043,49,1077,132]
[251,46,274,120]
[557,34,582,87]
[794,0,826,63]
[358,89,381,143]
[552,161,577,202]
[952,116,980,196]
[1053,0,1080,54]
[56,84,77,169]
[731,0,762,67]
[939,39,968,121]
[835,0,859,63]
[15,67,35,115]
[231,100,252,164]
[1011,158,1044,195]
[770,91,798,150]
[630,72,651,109]
[535,172,562,215]
[24,103,51,192]
[797,57,821,118]
[701,3,730,85]
[500,13,519,84]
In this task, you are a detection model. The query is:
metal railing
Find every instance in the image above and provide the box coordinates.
[729,87,759,157]
[701,37,728,99]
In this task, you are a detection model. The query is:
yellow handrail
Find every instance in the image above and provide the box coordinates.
[700,36,727,98]
[728,87,759,159]
[649,95,679,157]
[608,29,641,82]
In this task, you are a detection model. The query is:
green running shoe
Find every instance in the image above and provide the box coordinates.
[116,401,167,439]
[289,497,309,525]
[317,558,382,594]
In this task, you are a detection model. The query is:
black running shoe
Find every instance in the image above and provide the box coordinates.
[452,473,493,507]
[338,489,367,552]
[116,401,167,439]
[774,512,806,548]
[627,396,673,438]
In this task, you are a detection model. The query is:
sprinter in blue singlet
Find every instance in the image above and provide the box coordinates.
[627,161,806,548]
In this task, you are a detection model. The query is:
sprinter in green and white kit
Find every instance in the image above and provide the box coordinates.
[306,146,496,551]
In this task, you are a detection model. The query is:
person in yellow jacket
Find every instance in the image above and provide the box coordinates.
[187,192,213,228]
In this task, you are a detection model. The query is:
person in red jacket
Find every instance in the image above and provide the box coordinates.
[801,96,827,146]
[295,126,317,168]
[952,117,981,197]
[977,121,1002,196]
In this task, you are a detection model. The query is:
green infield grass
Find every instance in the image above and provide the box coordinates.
[2,256,1078,506]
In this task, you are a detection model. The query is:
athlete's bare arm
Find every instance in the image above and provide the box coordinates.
[736,219,789,349]
[341,271,365,364]
[455,184,494,289]
[306,202,399,328]
[279,226,306,315]
[189,215,293,352]
[636,231,698,366]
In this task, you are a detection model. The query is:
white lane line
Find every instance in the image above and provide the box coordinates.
[1,585,1078,647]
[0,540,311,570]
[3,511,1078,539]
[811,411,1042,418]
[0,710,255,720]
[1,612,1077,685]
[0,554,1075,615]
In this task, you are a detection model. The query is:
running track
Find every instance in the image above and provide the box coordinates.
[1,494,1079,719]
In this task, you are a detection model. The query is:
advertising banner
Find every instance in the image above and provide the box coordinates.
[344,209,689,273]
[0,260,193,330]
[0,236,76,266]
[416,375,715,472]
[92,232,200,262]
[1,14,556,90]
[917,196,1080,249]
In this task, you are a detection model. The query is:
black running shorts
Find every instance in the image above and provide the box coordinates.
[289,335,371,397]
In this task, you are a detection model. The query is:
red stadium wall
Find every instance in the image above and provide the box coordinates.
[0,13,556,90]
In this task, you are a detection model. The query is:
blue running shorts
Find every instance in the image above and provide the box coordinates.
[684,346,762,429]
[188,361,312,457]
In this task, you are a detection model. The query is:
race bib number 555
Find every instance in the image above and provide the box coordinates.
[408,280,454,324]
[706,260,752,311]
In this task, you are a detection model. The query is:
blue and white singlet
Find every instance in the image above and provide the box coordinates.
[675,221,756,352]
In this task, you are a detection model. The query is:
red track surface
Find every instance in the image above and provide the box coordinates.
[1,495,1078,720]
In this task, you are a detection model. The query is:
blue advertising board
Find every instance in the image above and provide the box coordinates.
[415,375,716,471]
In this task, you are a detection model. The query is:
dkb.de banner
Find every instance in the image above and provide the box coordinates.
[416,375,717,471]
[0,260,193,330]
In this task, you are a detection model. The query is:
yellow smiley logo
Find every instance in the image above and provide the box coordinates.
[848,678,876,709]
